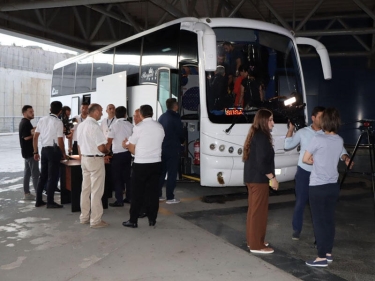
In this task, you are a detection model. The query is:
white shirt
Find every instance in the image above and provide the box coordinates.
[128,118,164,163]
[35,114,64,147]
[72,114,86,142]
[107,118,133,154]
[101,117,116,138]
[77,117,107,155]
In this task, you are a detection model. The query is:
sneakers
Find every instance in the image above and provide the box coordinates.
[305,259,328,267]
[250,247,274,254]
[166,198,180,204]
[90,220,109,228]
[23,193,35,200]
[292,230,300,240]
[326,254,333,263]
[159,197,166,201]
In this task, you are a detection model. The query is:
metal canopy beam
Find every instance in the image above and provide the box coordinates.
[262,0,292,30]
[0,12,87,45]
[149,0,187,18]
[246,0,266,21]
[117,4,142,33]
[73,7,88,40]
[106,16,116,40]
[352,0,375,21]
[34,10,45,26]
[156,0,179,26]
[337,18,370,51]
[295,0,325,31]
[0,0,134,12]
[215,0,224,17]
[180,0,189,16]
[85,5,133,28]
[46,8,61,27]
[203,0,211,17]
[295,28,375,36]
[188,0,198,17]
[89,5,113,41]
[228,0,246,18]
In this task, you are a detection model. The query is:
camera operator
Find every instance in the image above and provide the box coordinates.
[60,106,74,153]
[70,102,89,155]
[284,106,352,241]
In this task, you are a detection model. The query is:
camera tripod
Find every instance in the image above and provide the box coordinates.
[340,120,375,204]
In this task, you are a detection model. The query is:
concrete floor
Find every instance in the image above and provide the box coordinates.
[1,133,374,281]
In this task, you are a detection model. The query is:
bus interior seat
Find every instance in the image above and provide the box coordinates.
[181,86,199,119]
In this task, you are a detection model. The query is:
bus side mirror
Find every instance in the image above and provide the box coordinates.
[296,37,332,80]
[194,22,217,71]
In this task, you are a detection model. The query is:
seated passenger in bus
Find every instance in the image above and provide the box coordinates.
[238,65,264,109]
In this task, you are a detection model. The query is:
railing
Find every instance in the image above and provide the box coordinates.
[0,116,43,133]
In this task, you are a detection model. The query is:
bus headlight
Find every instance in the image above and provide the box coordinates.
[210,144,215,150]
[219,145,225,152]
[228,147,234,153]
[238,148,243,155]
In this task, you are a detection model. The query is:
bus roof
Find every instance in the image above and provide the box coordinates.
[54,17,294,70]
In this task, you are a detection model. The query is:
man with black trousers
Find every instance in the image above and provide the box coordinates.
[122,105,164,228]
[158,98,184,204]
[33,101,67,208]
[19,105,39,200]
[106,106,133,206]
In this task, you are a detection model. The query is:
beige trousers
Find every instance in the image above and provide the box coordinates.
[80,157,105,225]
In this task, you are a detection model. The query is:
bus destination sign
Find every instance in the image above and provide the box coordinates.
[225,107,243,116]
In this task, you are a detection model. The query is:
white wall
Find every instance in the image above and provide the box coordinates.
[0,46,73,132]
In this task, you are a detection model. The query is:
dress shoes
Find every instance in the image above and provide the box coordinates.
[123,198,131,204]
[138,212,147,218]
[122,220,138,228]
[35,201,47,207]
[109,201,124,207]
[149,220,156,226]
[47,202,63,208]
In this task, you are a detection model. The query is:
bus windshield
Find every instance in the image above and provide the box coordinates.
[206,27,303,124]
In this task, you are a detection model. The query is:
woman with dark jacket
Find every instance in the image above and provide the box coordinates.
[243,109,278,254]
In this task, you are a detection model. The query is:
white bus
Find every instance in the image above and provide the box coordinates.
[51,17,331,187]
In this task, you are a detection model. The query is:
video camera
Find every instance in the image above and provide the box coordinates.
[267,96,307,131]
[60,109,77,136]
[62,117,77,136]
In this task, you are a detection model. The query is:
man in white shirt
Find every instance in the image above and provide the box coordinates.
[77,103,109,228]
[106,106,133,206]
[122,105,165,228]
[33,101,66,208]
[70,101,89,155]
[101,104,116,138]
[133,108,141,126]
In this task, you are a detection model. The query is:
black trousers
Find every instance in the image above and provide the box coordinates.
[36,146,61,204]
[309,183,339,258]
[129,162,161,223]
[111,151,132,203]
[72,141,79,155]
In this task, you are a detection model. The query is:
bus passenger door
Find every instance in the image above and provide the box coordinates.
[179,64,200,176]
[156,68,172,119]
